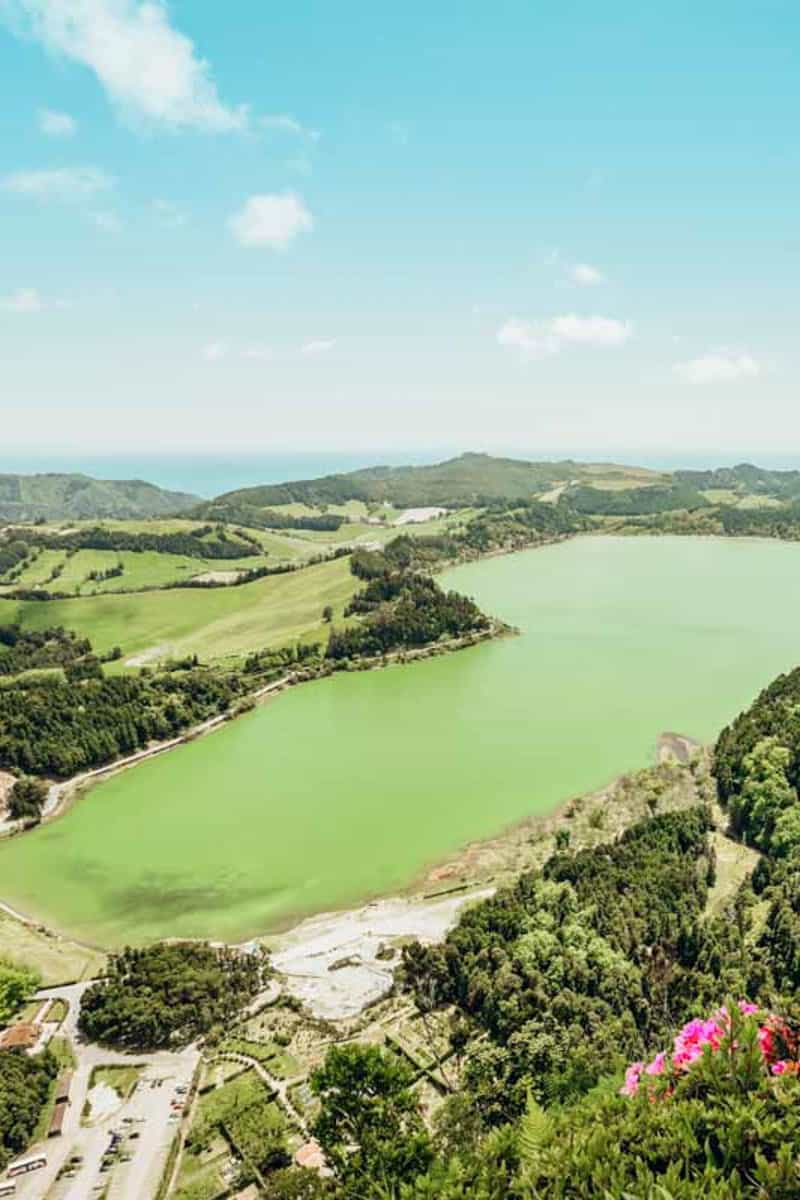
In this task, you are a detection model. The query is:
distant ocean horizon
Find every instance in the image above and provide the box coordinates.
[3,448,800,500]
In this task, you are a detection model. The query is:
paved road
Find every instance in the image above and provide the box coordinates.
[6,983,198,1200]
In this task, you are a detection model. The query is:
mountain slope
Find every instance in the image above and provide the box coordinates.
[0,473,199,521]
[212,452,665,510]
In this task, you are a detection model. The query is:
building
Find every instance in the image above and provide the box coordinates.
[48,1101,68,1138]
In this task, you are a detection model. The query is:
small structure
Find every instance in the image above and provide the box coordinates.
[295,1139,326,1173]
[55,1071,73,1104]
[0,1022,41,1051]
[48,1100,68,1137]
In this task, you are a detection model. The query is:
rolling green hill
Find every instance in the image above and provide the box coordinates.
[0,473,199,521]
[209,452,666,513]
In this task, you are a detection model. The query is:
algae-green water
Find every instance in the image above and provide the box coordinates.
[4,536,800,947]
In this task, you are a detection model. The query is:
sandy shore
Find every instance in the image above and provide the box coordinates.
[267,888,493,1020]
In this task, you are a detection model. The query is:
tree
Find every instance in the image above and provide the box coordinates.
[322,605,334,623]
[78,942,267,1050]
[8,776,47,822]
[0,957,40,1024]
[311,1044,432,1190]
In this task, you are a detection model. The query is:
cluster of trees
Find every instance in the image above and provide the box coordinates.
[327,573,488,660]
[193,500,346,532]
[0,623,92,675]
[0,538,28,578]
[0,956,39,1025]
[0,1049,57,1173]
[569,483,709,515]
[0,667,242,776]
[6,776,48,821]
[78,942,267,1050]
[714,666,800,857]
[26,524,261,561]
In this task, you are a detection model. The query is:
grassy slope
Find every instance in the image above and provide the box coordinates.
[0,907,105,984]
[4,554,357,662]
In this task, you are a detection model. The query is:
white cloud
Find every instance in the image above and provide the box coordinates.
[242,345,273,361]
[673,350,760,385]
[301,339,336,357]
[261,114,320,141]
[2,165,113,200]
[229,192,313,250]
[38,107,76,136]
[549,314,630,346]
[7,0,246,131]
[570,262,604,286]
[202,341,228,362]
[497,314,632,360]
[91,209,123,232]
[1,287,43,312]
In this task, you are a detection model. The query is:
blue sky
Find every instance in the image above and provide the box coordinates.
[0,1,798,456]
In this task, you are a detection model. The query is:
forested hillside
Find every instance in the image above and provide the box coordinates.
[0,472,198,520]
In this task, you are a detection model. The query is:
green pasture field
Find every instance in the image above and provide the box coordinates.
[0,906,105,984]
[4,553,357,663]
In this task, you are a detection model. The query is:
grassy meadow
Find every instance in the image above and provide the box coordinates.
[3,553,357,664]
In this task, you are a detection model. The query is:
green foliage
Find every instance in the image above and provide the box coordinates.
[0,473,197,521]
[311,1044,433,1190]
[0,622,91,675]
[520,1014,800,1199]
[714,668,800,858]
[7,776,47,821]
[570,483,709,515]
[0,956,40,1024]
[328,570,487,660]
[0,1048,57,1172]
[0,666,242,776]
[78,942,266,1050]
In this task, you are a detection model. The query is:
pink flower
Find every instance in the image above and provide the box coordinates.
[645,1052,666,1076]
[771,1060,788,1076]
[620,1061,644,1097]
[738,1000,758,1016]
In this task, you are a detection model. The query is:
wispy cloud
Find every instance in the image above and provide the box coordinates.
[242,345,273,362]
[570,262,605,286]
[497,315,632,360]
[301,338,336,357]
[673,350,760,385]
[1,287,44,313]
[151,198,187,227]
[260,114,320,141]
[202,341,228,362]
[229,192,313,250]
[38,107,76,137]
[2,165,113,200]
[91,209,123,233]
[6,0,246,131]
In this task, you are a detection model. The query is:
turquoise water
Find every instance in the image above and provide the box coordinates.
[1,535,800,947]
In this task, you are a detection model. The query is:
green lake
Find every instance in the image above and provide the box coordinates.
[3,535,800,947]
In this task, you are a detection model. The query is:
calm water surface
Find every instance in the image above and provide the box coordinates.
[3,536,800,946]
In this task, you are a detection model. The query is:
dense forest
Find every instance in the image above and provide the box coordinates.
[714,666,800,859]
[327,544,489,661]
[0,1048,57,1174]
[0,666,242,776]
[569,483,709,515]
[78,942,267,1050]
[0,623,92,675]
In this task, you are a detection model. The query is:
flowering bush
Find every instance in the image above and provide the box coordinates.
[621,1000,799,1098]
